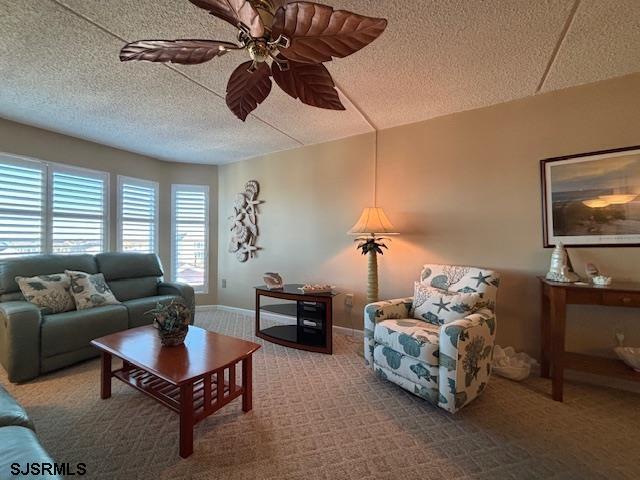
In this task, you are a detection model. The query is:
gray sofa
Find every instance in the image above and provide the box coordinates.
[0,384,61,478]
[0,252,195,383]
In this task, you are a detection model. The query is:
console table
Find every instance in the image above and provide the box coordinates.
[539,277,640,401]
[255,284,335,354]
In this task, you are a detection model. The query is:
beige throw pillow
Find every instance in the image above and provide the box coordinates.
[15,273,75,314]
[66,270,120,310]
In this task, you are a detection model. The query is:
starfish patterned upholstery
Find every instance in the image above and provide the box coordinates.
[364,264,500,413]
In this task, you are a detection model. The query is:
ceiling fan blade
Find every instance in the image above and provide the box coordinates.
[226,61,272,121]
[189,0,265,38]
[272,57,344,111]
[120,40,240,64]
[272,2,387,64]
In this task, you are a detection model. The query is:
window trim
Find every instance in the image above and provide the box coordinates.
[171,184,209,294]
[116,175,159,254]
[0,153,47,258]
[0,151,110,255]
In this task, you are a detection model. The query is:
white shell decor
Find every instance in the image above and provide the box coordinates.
[614,332,640,372]
[492,345,538,381]
[299,284,333,294]
[592,275,612,286]
[263,272,283,290]
[545,242,579,283]
[229,180,263,263]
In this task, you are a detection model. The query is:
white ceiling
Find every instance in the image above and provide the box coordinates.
[0,0,638,165]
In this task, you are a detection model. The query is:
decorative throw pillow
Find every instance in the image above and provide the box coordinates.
[411,282,480,326]
[15,273,75,314]
[65,270,120,310]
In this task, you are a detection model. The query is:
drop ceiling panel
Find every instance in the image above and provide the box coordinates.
[1,0,639,165]
[327,0,576,129]
[55,0,373,144]
[0,0,300,164]
[542,0,640,92]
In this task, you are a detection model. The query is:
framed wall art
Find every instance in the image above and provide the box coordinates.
[541,145,640,247]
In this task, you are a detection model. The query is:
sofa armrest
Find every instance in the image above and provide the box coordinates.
[0,302,42,383]
[157,282,195,325]
[363,297,413,367]
[437,308,496,413]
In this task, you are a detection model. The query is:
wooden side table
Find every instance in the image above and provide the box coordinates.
[539,277,640,401]
[255,284,335,354]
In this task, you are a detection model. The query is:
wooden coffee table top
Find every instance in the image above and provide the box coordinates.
[91,326,260,386]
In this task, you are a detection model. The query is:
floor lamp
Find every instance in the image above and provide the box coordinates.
[348,207,398,305]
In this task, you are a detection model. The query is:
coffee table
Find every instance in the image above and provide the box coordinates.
[91,325,260,458]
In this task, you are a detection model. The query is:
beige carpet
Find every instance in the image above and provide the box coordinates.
[2,309,640,480]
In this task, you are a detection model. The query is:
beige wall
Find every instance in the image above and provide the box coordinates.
[0,118,218,305]
[218,74,640,359]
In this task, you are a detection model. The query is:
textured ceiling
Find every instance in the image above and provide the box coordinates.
[0,0,638,164]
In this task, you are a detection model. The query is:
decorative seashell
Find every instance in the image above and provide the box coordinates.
[264,272,283,290]
[228,240,240,253]
[230,181,261,263]
[245,180,259,200]
[234,193,248,210]
[585,263,599,279]
[233,224,251,244]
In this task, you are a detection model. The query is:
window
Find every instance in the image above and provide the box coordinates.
[117,176,159,253]
[50,166,108,254]
[172,185,209,293]
[0,153,108,258]
[0,156,45,258]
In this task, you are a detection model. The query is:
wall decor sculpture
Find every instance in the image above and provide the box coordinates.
[229,180,263,262]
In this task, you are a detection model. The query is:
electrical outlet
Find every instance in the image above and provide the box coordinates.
[345,294,354,307]
[221,279,227,288]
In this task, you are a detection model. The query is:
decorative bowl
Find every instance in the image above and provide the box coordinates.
[298,284,333,294]
[614,347,640,372]
[592,275,612,286]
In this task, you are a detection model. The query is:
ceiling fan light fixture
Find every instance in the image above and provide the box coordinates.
[119,0,388,121]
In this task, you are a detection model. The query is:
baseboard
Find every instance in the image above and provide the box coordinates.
[196,304,363,338]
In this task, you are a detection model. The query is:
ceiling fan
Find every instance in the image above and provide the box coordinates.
[120,0,387,121]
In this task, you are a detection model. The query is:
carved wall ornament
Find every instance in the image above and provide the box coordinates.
[229,180,263,263]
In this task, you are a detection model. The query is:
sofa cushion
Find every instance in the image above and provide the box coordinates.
[0,426,62,479]
[123,295,180,328]
[374,318,440,367]
[15,273,75,314]
[108,277,160,302]
[0,254,97,295]
[411,282,480,326]
[0,385,34,430]
[41,304,128,358]
[96,252,163,281]
[66,271,120,310]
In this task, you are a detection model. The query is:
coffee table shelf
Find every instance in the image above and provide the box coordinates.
[113,364,243,420]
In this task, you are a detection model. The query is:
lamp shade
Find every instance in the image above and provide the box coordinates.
[348,207,398,235]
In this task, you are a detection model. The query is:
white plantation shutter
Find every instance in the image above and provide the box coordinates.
[0,157,45,258]
[50,167,108,254]
[118,176,158,253]
[172,185,209,293]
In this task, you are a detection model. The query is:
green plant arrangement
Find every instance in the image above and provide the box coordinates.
[147,300,192,347]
